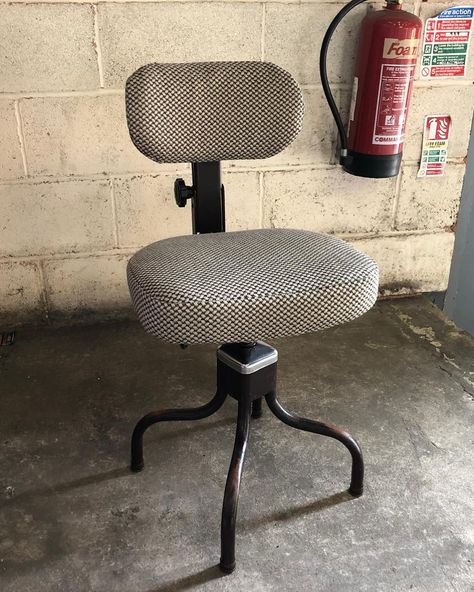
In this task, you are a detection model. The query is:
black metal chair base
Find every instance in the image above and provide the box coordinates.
[130,389,227,473]
[130,341,364,573]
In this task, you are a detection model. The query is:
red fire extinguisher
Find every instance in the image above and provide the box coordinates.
[320,0,422,178]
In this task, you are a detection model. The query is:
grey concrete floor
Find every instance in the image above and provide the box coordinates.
[0,298,473,592]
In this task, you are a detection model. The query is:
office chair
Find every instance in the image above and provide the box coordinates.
[125,61,379,573]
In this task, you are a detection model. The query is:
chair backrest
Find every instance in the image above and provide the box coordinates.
[125,61,304,164]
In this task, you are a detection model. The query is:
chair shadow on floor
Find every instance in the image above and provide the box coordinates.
[0,416,234,509]
[239,490,354,531]
[147,491,353,592]
[2,414,354,591]
[0,467,131,509]
[148,566,224,592]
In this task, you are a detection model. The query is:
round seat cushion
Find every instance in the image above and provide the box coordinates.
[127,228,379,344]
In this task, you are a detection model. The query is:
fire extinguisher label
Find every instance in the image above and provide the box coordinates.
[372,63,415,145]
[383,38,420,59]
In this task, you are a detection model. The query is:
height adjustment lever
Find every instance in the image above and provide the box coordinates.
[174,178,195,207]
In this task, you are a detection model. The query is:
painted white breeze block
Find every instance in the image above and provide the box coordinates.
[0,0,470,324]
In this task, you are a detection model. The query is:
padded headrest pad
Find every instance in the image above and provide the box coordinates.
[125,61,305,163]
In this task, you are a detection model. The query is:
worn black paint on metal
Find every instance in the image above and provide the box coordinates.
[130,342,364,573]
[130,390,227,473]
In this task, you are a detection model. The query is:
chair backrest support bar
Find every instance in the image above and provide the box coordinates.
[191,162,225,234]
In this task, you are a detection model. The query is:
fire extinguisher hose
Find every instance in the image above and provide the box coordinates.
[319,0,368,160]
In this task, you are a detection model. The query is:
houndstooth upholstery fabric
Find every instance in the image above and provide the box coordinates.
[125,61,305,163]
[127,229,379,344]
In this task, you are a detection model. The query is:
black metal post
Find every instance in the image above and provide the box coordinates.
[191,161,225,234]
[251,397,263,418]
[220,395,252,573]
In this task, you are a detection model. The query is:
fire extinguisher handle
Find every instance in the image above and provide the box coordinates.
[319,0,368,161]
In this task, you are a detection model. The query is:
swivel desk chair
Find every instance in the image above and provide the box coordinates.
[125,61,379,573]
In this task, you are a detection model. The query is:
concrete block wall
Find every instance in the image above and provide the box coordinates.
[0,0,472,326]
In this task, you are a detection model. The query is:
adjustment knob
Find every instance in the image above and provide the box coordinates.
[174,178,194,207]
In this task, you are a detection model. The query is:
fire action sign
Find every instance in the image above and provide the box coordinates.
[418,115,452,177]
[421,6,473,78]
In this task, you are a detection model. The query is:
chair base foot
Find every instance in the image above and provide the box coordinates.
[130,461,144,473]
[219,561,236,574]
[349,486,363,497]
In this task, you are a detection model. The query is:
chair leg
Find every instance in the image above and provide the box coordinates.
[265,391,364,496]
[220,396,252,573]
[251,397,263,419]
[130,390,227,472]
